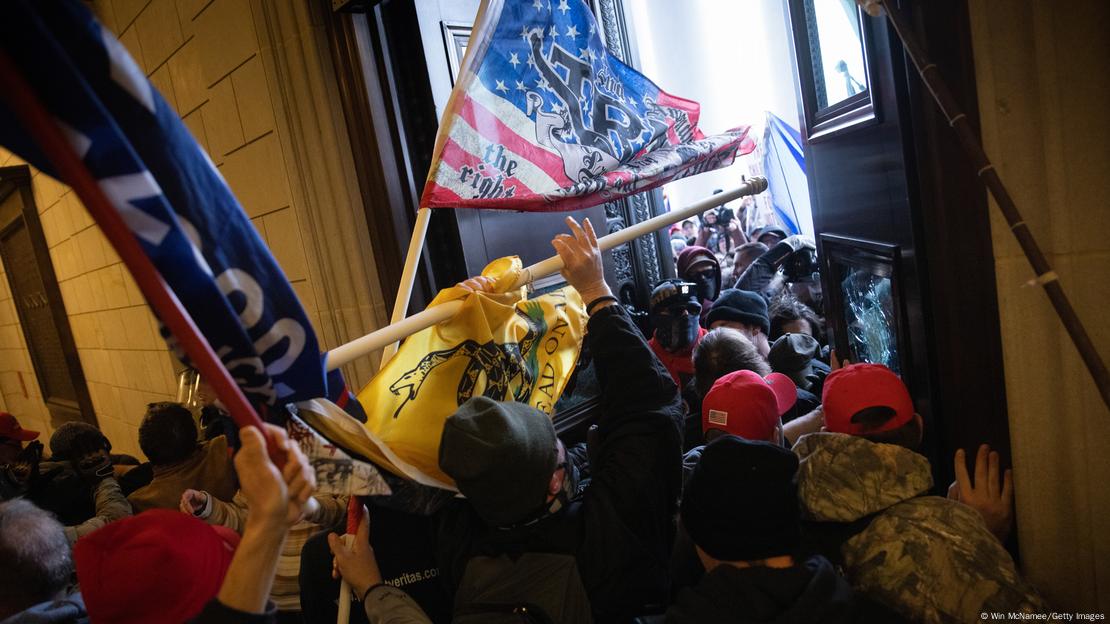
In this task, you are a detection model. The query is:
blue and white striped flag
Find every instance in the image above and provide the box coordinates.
[0,0,325,407]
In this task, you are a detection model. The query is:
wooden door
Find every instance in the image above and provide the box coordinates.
[786,0,1011,486]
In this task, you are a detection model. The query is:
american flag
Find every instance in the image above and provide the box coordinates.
[421,0,755,212]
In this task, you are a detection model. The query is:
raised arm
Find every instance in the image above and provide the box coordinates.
[191,425,316,621]
[551,217,683,515]
[551,216,679,417]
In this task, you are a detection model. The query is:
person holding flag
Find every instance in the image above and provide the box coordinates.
[332,216,685,622]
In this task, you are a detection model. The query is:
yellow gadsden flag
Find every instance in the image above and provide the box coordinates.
[309,257,586,489]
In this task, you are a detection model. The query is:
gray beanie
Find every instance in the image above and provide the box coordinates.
[439,396,558,527]
[49,421,110,461]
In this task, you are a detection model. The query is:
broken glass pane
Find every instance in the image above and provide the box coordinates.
[840,267,899,374]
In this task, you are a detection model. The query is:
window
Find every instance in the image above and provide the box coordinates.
[789,0,877,139]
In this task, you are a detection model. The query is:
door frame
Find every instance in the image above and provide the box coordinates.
[0,165,96,426]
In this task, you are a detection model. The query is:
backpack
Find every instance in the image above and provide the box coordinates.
[452,552,593,624]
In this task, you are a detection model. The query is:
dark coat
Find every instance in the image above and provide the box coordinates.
[665,556,857,624]
[436,305,685,620]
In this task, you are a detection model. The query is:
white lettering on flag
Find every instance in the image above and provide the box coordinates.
[55,120,92,159]
[99,172,171,245]
[446,116,558,193]
[216,268,265,327]
[100,26,155,114]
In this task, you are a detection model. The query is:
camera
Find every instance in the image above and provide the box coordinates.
[714,205,734,227]
[784,246,820,282]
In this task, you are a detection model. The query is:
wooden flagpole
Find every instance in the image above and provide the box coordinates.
[873,0,1110,410]
[324,177,768,371]
[378,207,431,368]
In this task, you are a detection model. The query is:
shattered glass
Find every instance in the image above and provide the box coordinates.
[840,268,900,374]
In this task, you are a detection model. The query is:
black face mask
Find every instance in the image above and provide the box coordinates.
[653,307,701,351]
[689,270,720,303]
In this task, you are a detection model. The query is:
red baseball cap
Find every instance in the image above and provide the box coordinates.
[822,363,914,435]
[702,370,797,442]
[0,411,39,441]
[74,510,240,624]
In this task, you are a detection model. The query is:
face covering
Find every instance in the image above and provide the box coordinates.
[653,309,701,352]
[690,270,720,303]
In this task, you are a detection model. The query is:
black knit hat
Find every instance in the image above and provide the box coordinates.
[439,396,558,527]
[49,421,111,461]
[680,435,800,562]
[705,289,769,335]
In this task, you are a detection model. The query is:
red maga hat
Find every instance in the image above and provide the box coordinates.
[701,370,796,442]
[74,509,239,624]
[822,363,914,435]
[0,411,39,442]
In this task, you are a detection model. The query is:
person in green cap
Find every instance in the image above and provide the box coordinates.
[332,216,685,623]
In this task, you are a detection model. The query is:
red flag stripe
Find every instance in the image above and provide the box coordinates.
[455,96,568,183]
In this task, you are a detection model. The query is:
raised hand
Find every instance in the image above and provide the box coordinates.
[235,424,316,528]
[551,216,612,304]
[949,444,1014,542]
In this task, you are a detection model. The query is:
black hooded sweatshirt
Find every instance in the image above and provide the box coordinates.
[665,555,858,624]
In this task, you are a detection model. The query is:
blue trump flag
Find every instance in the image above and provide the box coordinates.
[0,1,326,407]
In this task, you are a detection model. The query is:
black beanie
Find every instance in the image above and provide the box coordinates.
[681,435,800,562]
[49,421,111,461]
[439,396,558,527]
[705,289,770,335]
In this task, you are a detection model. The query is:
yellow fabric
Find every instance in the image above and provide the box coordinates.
[351,257,586,487]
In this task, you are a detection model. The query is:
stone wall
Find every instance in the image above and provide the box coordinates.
[0,0,388,457]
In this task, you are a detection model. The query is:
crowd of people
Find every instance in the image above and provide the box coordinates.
[0,215,1048,623]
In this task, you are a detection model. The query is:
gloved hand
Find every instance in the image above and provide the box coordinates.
[764,235,816,269]
[75,453,113,484]
[0,441,43,500]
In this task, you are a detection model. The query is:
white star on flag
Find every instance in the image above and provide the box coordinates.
[495,80,509,93]
[566,25,579,40]
[578,47,589,60]
[526,55,536,68]
[516,80,527,91]
[557,0,570,14]
[532,0,543,10]
[549,25,558,38]
[520,25,531,41]
[536,77,551,90]
[509,52,521,68]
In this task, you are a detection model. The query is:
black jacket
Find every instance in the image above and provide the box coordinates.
[665,556,857,624]
[436,305,685,620]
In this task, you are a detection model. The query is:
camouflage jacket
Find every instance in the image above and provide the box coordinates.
[793,432,1047,623]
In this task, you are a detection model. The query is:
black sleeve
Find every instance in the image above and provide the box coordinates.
[188,600,277,623]
[583,304,683,528]
[587,305,680,424]
[734,239,795,296]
